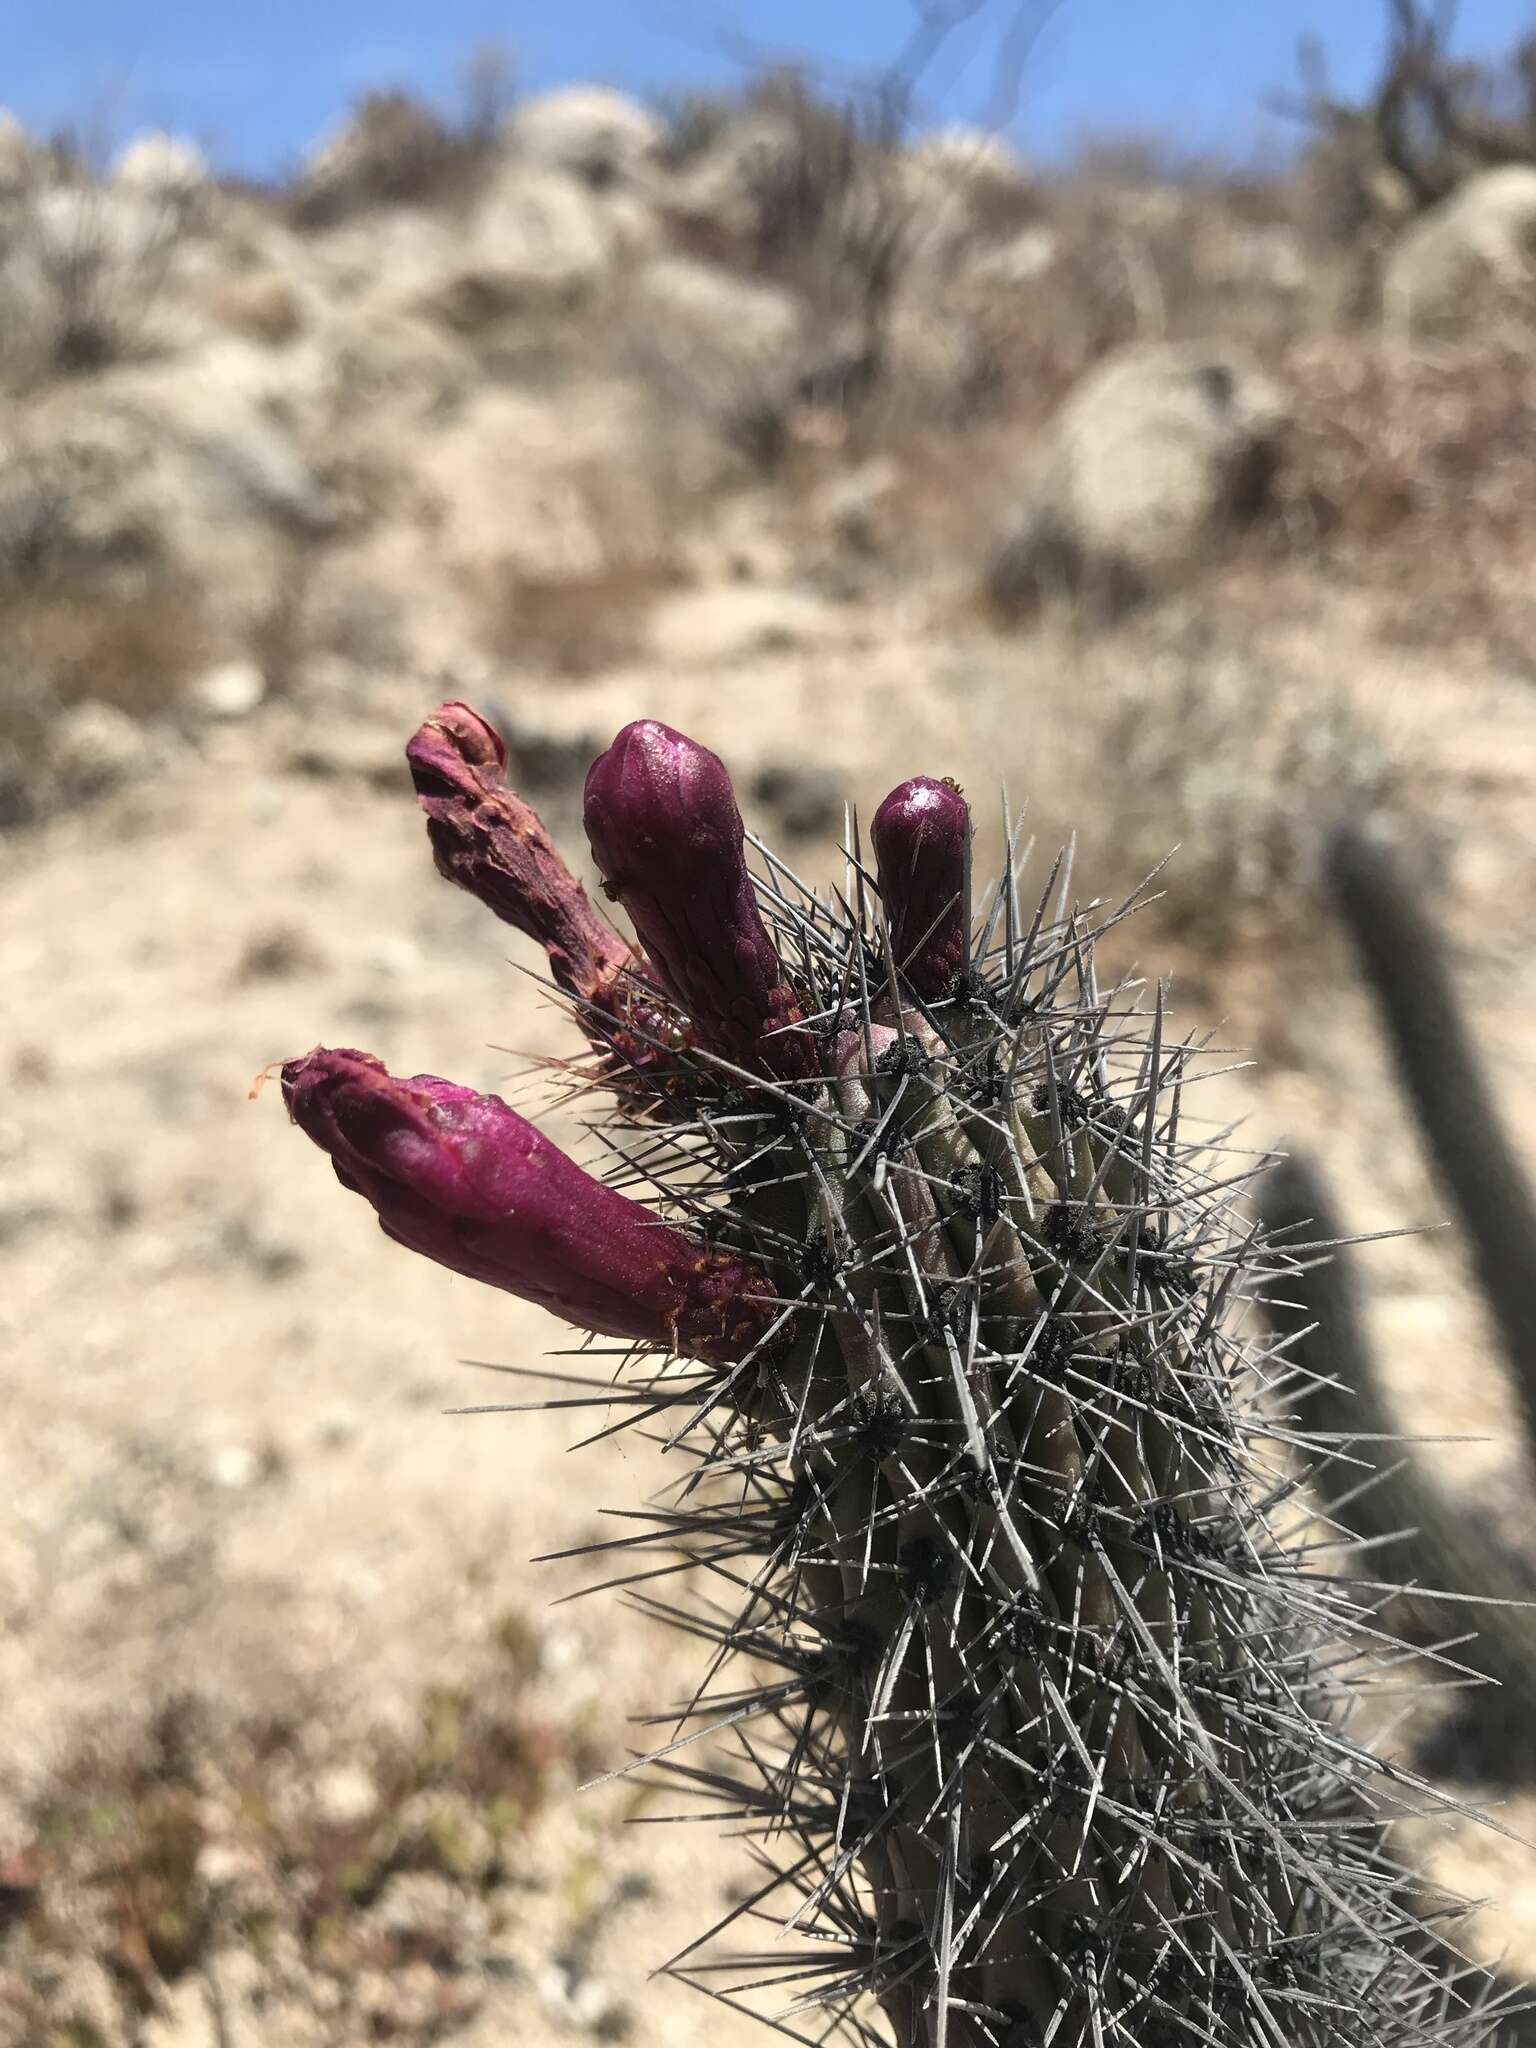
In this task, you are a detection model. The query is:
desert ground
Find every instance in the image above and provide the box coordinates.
[4,54,1536,2047]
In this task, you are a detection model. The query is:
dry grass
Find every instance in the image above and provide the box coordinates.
[0,572,208,724]
[0,571,208,827]
[475,556,683,679]
[1044,626,1401,959]
[287,90,504,230]
[0,571,207,731]
[0,1617,579,2045]
[1273,282,1536,649]
[0,203,185,393]
[206,271,305,349]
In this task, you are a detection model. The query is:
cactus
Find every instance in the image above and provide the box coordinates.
[1254,823,1536,1779]
[1257,1151,1536,1779]
[278,707,1516,2048]
[1326,825,1536,1440]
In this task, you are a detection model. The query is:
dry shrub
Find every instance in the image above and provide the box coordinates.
[0,181,191,390]
[0,1625,573,2042]
[288,90,499,229]
[1021,626,1399,962]
[0,569,209,825]
[899,176,1317,443]
[474,554,682,679]
[794,163,1535,650]
[208,269,305,348]
[659,71,937,437]
[0,570,208,725]
[1277,284,1536,626]
[467,450,694,679]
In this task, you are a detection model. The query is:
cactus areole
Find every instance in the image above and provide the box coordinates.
[279,704,1511,2048]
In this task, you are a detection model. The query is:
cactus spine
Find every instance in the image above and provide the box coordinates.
[280,712,1514,2048]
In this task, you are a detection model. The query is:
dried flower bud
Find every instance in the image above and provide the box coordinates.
[582,720,814,1080]
[407,702,635,1011]
[871,776,971,999]
[282,1047,782,1364]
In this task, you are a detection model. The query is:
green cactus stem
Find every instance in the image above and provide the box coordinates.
[277,711,1519,2048]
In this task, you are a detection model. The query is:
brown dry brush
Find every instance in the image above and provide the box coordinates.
[1281,0,1536,244]
[277,705,1524,2047]
[1257,823,1536,1784]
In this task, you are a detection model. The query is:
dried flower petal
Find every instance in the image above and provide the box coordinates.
[871,776,971,999]
[582,720,814,1079]
[282,1047,782,1363]
[407,702,635,1010]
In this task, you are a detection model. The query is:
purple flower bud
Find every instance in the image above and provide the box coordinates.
[871,776,971,1000]
[407,702,636,1012]
[582,721,814,1080]
[282,1047,783,1364]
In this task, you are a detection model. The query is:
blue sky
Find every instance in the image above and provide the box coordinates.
[8,1,1536,175]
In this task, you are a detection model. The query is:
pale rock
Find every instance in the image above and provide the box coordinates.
[194,659,266,719]
[646,583,849,666]
[314,1760,381,1828]
[625,254,801,410]
[508,86,665,188]
[112,131,211,207]
[28,348,337,552]
[415,383,639,583]
[411,170,620,330]
[910,126,1028,188]
[901,126,1036,275]
[211,1443,260,1489]
[808,454,902,554]
[992,340,1287,608]
[367,932,421,980]
[963,222,1058,290]
[1383,165,1536,335]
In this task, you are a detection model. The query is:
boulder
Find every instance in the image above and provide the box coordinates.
[619,255,804,472]
[111,132,211,208]
[900,126,1036,275]
[413,383,640,585]
[991,341,1286,610]
[1382,165,1536,335]
[627,253,800,386]
[5,348,336,639]
[507,87,664,189]
[463,166,621,302]
[913,127,1026,184]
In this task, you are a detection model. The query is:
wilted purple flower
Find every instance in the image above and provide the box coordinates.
[282,1047,783,1364]
[407,702,637,1011]
[582,720,815,1080]
[871,776,971,1000]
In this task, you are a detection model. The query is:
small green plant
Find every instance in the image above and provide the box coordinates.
[279,706,1516,2046]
